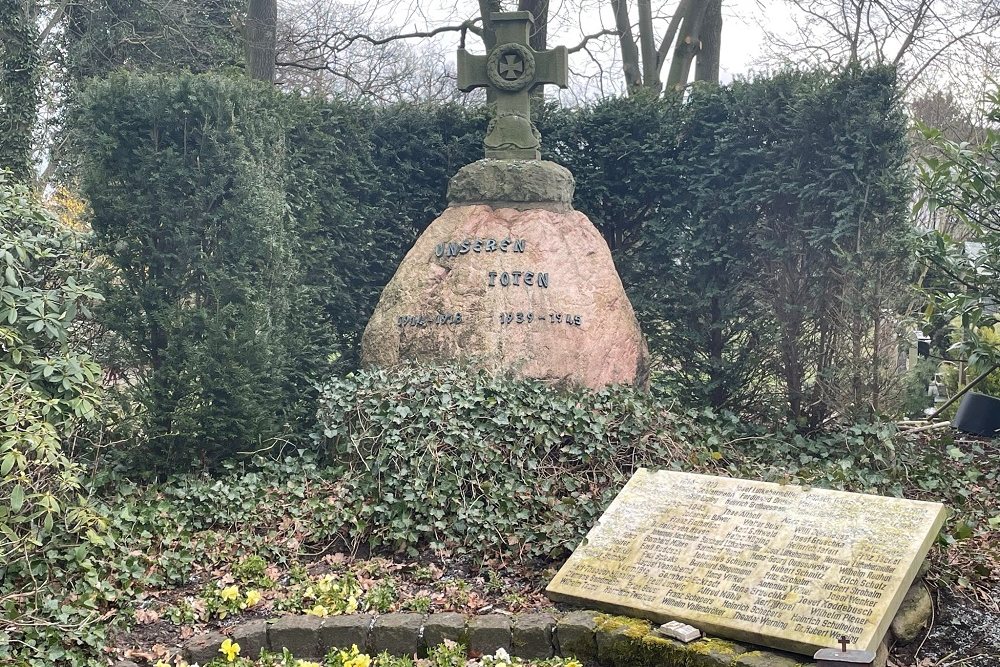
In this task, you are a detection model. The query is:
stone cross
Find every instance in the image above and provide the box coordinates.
[457,11,568,160]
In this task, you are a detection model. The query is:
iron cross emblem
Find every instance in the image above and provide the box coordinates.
[456,12,569,159]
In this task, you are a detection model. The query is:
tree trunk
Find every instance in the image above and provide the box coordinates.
[610,0,643,93]
[0,0,40,182]
[665,0,709,90]
[708,294,727,408]
[694,0,721,83]
[519,0,548,100]
[246,0,277,83]
[637,0,660,94]
[518,0,547,50]
[478,0,501,50]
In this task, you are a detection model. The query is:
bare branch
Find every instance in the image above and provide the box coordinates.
[567,28,618,54]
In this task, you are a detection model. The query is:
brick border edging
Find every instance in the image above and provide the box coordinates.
[180,610,822,667]
[179,588,934,667]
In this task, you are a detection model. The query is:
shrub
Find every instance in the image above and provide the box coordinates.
[0,170,108,665]
[77,73,296,468]
[314,365,708,560]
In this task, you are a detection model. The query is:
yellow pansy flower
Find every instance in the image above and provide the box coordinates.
[344,595,359,613]
[154,661,171,667]
[295,661,322,667]
[306,604,329,617]
[565,660,583,667]
[219,585,239,602]
[244,589,262,608]
[344,653,373,667]
[219,638,241,662]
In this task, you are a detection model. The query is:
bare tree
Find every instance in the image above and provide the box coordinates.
[759,0,1000,94]
[276,0,722,102]
[276,0,464,102]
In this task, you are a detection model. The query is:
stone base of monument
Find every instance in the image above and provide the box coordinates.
[179,600,933,667]
[361,160,649,388]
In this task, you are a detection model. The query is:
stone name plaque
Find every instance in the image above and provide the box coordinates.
[546,469,947,655]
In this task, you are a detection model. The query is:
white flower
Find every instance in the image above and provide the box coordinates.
[493,648,511,663]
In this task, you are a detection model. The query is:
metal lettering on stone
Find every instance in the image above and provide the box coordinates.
[456,12,568,159]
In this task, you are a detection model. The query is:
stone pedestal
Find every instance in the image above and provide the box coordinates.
[361,159,648,389]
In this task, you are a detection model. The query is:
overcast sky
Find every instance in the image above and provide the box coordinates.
[340,0,791,99]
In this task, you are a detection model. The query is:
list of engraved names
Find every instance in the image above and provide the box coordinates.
[546,469,947,654]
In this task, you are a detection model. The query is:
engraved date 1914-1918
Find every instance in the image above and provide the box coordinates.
[397,312,463,327]
[500,312,582,326]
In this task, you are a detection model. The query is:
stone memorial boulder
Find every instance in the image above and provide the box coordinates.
[361,12,648,388]
[361,160,648,388]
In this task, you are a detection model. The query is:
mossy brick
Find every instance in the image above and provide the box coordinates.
[555,610,599,664]
[371,613,425,657]
[468,614,512,657]
[183,630,227,665]
[269,615,324,659]
[686,637,749,667]
[320,614,373,653]
[513,613,556,658]
[594,615,688,667]
[232,619,269,660]
[734,650,809,667]
[424,613,468,648]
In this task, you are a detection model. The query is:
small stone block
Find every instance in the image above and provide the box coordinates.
[512,613,555,658]
[269,615,324,660]
[814,648,877,665]
[114,661,141,667]
[656,620,701,642]
[468,614,512,657]
[183,630,227,665]
[371,613,425,657]
[735,650,810,667]
[424,613,468,649]
[320,614,373,653]
[232,619,269,660]
[554,610,599,663]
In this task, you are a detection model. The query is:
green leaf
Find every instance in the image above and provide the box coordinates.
[10,484,25,513]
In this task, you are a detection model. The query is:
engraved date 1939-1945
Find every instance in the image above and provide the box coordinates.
[500,312,583,326]
[397,312,463,327]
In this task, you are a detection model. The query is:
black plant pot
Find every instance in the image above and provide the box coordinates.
[952,392,1000,438]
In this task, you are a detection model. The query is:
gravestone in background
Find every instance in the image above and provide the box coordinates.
[546,469,948,656]
[361,12,649,389]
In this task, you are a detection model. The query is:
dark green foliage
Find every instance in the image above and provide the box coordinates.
[733,67,912,423]
[77,66,911,466]
[0,0,40,182]
[917,87,1000,370]
[0,171,108,667]
[367,104,486,241]
[64,0,244,81]
[541,68,911,421]
[281,102,484,375]
[77,73,294,468]
[315,364,701,560]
